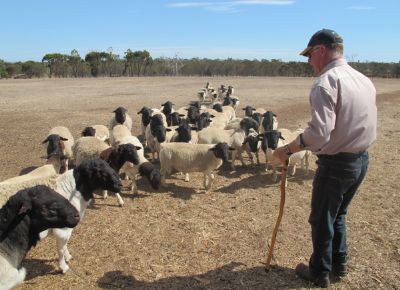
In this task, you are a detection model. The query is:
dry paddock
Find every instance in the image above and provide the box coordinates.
[0,77,399,290]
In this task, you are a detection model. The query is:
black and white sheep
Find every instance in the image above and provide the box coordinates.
[81,125,110,143]
[109,106,133,131]
[119,135,161,194]
[43,126,74,172]
[0,185,79,290]
[39,158,122,273]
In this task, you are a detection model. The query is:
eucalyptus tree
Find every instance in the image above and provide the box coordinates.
[42,53,68,77]
[124,49,152,76]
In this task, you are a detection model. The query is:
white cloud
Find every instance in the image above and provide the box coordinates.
[168,0,294,12]
[345,6,375,10]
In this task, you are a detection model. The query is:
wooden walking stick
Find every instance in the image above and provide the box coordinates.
[265,159,289,272]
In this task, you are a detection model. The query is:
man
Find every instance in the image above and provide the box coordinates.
[273,29,377,288]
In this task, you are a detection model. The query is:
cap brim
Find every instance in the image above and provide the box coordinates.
[299,46,312,57]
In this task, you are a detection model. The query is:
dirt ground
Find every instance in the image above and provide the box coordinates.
[0,77,399,290]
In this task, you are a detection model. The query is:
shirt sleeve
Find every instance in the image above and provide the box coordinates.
[300,85,337,153]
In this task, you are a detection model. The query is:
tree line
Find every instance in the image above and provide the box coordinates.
[1,49,399,79]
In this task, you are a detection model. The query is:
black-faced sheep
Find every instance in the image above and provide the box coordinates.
[0,185,79,290]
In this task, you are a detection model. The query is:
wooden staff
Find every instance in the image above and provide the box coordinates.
[265,159,289,272]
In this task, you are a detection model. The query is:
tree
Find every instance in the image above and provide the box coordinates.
[21,61,46,78]
[124,49,152,76]
[0,59,8,78]
[42,53,67,77]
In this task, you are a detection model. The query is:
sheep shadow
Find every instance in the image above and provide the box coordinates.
[96,262,307,289]
[216,172,279,194]
[160,182,200,200]
[22,258,59,280]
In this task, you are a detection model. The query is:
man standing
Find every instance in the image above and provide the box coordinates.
[273,29,377,288]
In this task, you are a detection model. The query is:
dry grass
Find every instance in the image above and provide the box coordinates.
[0,77,399,290]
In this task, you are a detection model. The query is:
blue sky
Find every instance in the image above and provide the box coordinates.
[1,0,399,63]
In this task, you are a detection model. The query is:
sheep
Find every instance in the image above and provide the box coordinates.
[0,153,65,207]
[260,111,278,133]
[39,159,122,273]
[242,128,262,166]
[81,125,110,143]
[119,135,161,194]
[137,106,153,137]
[109,106,132,131]
[262,129,311,182]
[145,115,172,161]
[198,119,258,169]
[73,136,141,206]
[0,185,80,290]
[110,124,132,146]
[159,142,233,191]
[44,126,74,172]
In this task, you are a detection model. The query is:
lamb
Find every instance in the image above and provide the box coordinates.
[39,159,122,273]
[73,136,141,206]
[159,142,233,191]
[81,125,110,143]
[109,106,133,131]
[260,111,279,133]
[242,128,262,165]
[119,135,161,194]
[44,126,74,171]
[145,114,171,161]
[0,185,80,290]
[262,129,311,182]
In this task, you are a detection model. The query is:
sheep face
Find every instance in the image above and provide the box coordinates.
[118,143,141,166]
[170,112,184,126]
[3,185,80,235]
[261,130,284,152]
[161,101,174,115]
[113,107,127,124]
[81,127,96,137]
[73,159,122,201]
[138,107,152,127]
[42,134,68,156]
[240,118,259,135]
[175,122,192,143]
[139,163,161,190]
[212,104,223,112]
[152,126,168,143]
[210,142,234,163]
[243,106,256,117]
[262,111,276,132]
[243,134,260,153]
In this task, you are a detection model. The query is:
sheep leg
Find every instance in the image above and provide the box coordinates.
[245,149,255,165]
[184,173,190,182]
[255,151,260,165]
[102,190,108,199]
[114,192,124,206]
[230,150,237,170]
[54,228,73,273]
[289,164,296,176]
[304,153,310,175]
[204,171,214,191]
[271,166,278,182]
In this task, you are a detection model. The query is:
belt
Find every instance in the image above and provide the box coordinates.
[317,151,366,161]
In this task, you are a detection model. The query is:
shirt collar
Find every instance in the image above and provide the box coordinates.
[319,58,347,76]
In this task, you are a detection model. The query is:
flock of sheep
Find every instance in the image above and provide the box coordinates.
[0,82,311,290]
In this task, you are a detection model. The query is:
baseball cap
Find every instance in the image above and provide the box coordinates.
[299,29,343,56]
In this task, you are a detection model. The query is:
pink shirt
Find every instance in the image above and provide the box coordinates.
[297,58,377,155]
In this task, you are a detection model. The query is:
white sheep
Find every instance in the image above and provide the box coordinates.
[81,125,110,143]
[159,142,233,191]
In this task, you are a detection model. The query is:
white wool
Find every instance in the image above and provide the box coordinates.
[72,136,110,166]
[109,113,133,131]
[159,143,223,190]
[110,124,132,146]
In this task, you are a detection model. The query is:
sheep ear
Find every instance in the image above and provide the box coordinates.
[18,202,32,215]
[135,146,142,151]
[42,137,49,144]
[60,137,68,141]
[273,113,277,117]
[228,147,235,151]
[166,128,172,132]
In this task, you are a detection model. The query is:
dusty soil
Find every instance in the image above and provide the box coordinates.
[0,77,399,290]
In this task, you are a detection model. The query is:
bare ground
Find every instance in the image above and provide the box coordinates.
[0,77,399,290]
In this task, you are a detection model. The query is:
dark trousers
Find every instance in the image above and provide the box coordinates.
[309,151,369,275]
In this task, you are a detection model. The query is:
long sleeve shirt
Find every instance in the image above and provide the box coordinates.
[297,58,377,155]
